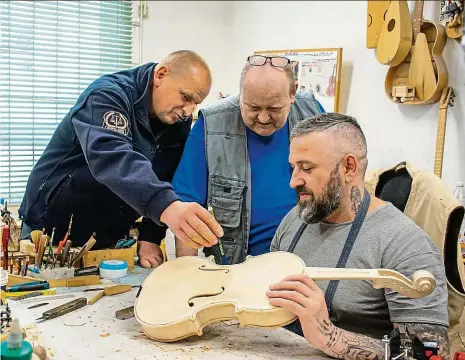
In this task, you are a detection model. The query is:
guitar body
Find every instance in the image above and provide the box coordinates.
[409,32,438,101]
[367,0,391,48]
[376,0,412,66]
[385,21,448,105]
[134,252,435,343]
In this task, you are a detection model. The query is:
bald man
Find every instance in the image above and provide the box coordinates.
[20,50,223,268]
[268,113,449,360]
[172,55,324,264]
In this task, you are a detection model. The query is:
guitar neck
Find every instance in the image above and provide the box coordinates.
[434,108,448,178]
[412,0,425,43]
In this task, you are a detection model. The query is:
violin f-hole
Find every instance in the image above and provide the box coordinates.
[199,265,229,273]
[188,287,225,307]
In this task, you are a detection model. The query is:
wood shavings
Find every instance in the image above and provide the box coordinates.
[99,332,110,337]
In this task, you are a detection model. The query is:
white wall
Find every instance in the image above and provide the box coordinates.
[138,1,465,191]
[135,1,236,107]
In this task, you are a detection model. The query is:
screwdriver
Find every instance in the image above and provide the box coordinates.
[208,205,227,265]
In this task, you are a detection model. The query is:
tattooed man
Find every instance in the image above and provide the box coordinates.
[268,113,450,360]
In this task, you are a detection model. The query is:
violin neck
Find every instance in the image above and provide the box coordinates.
[304,267,380,281]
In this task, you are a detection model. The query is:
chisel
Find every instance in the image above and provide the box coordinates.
[35,297,87,323]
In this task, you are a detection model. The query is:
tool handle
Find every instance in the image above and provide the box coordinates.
[42,297,87,320]
[75,266,99,276]
[103,285,132,296]
[56,239,66,255]
[60,240,72,267]
[87,290,104,305]
[9,283,50,292]
[36,237,47,269]
[71,235,96,267]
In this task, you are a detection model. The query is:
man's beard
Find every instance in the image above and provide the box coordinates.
[296,166,343,224]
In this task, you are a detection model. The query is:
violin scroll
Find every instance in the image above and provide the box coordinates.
[412,270,436,295]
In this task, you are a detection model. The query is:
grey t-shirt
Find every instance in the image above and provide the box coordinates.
[271,203,449,338]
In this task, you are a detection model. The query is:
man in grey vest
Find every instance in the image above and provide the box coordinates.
[171,55,324,264]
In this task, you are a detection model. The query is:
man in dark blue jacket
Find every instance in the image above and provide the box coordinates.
[19,50,223,268]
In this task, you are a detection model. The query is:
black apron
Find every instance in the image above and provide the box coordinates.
[284,189,371,336]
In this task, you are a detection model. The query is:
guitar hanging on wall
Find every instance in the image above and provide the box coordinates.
[433,87,455,178]
[384,0,449,105]
[375,0,412,67]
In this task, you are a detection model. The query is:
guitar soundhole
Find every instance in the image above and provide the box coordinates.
[388,19,396,32]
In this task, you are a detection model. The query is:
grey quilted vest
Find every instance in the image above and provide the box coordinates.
[201,91,322,264]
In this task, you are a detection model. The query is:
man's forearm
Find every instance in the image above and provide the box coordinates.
[394,323,451,360]
[317,319,385,360]
[175,236,198,257]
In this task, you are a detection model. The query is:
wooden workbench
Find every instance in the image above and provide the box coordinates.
[8,286,331,359]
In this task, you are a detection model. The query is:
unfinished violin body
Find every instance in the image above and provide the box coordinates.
[134,251,435,343]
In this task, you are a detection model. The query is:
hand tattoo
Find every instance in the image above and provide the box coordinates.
[350,186,362,214]
[394,323,451,360]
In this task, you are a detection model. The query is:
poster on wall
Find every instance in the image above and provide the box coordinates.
[254,48,342,113]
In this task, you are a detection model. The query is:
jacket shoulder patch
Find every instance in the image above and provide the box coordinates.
[103,111,129,136]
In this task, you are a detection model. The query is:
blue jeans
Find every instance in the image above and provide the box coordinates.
[21,222,34,241]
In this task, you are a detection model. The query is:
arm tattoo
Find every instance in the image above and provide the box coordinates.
[350,186,362,213]
[318,318,385,360]
[394,323,451,360]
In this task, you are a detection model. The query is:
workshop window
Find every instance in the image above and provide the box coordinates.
[0,0,133,204]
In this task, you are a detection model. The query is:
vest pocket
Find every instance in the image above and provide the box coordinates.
[211,196,242,228]
[210,177,245,228]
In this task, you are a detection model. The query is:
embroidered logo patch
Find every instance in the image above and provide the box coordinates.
[103,111,129,136]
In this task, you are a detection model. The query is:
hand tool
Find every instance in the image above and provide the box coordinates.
[36,236,48,270]
[20,293,75,305]
[115,237,136,249]
[115,305,134,320]
[31,230,43,252]
[69,233,96,268]
[35,297,87,323]
[75,266,99,276]
[57,214,73,255]
[7,282,50,292]
[28,302,49,309]
[83,284,135,295]
[22,256,30,276]
[2,224,9,270]
[208,205,227,265]
[8,281,48,288]
[87,290,104,305]
[8,291,43,301]
[60,240,72,267]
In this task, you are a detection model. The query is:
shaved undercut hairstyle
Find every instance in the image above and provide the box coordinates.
[160,50,212,83]
[239,61,296,94]
[290,113,368,175]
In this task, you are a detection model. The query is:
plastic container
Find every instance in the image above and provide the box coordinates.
[99,260,128,279]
